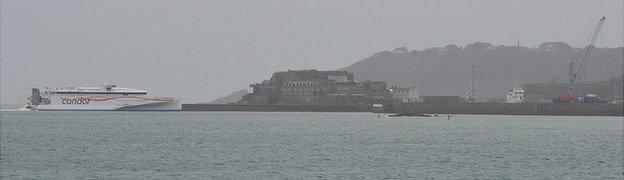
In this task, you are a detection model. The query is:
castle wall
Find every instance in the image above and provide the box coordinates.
[243,69,390,105]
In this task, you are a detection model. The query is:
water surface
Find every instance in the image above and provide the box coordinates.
[1,112,622,179]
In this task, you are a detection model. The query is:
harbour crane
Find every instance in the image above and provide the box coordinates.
[558,16,606,103]
[466,65,482,103]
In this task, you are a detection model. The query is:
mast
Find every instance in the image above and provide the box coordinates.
[466,65,481,103]
[568,61,575,84]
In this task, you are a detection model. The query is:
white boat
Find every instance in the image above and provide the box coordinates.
[24,84,180,111]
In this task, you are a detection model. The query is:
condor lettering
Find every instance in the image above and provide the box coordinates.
[61,97,91,105]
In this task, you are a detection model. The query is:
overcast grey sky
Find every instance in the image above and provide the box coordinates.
[1,0,623,104]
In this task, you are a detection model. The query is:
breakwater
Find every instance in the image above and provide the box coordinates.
[395,102,623,116]
[182,103,623,116]
[182,104,371,112]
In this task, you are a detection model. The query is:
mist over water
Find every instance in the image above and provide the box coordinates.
[2,0,623,103]
[2,1,623,178]
[1,112,622,179]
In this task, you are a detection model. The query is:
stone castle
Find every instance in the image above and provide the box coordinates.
[241,70,390,105]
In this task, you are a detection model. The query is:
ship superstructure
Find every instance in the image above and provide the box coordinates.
[504,79,525,103]
[24,84,180,111]
[504,89,525,103]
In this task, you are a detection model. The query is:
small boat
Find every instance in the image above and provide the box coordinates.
[389,112,434,117]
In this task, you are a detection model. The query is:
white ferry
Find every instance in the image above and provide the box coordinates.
[23,84,180,111]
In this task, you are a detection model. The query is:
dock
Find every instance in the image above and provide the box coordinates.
[182,103,623,116]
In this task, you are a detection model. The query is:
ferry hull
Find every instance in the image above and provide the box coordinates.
[25,85,180,111]
[30,95,180,111]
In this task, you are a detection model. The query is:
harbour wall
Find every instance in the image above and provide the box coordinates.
[394,103,623,116]
[182,104,371,112]
[182,103,623,116]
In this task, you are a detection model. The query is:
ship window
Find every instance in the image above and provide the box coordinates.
[123,93,128,96]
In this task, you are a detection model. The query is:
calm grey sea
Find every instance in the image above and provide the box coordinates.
[0,112,622,179]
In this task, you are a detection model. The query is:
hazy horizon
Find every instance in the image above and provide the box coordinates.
[2,0,623,104]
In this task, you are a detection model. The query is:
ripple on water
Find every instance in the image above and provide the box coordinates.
[1,112,622,179]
